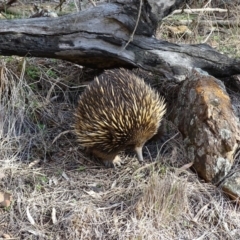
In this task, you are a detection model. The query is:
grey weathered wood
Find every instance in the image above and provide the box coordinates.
[0,0,239,80]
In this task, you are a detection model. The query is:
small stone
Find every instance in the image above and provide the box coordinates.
[221,172,240,203]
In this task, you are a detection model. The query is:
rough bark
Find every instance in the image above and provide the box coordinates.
[169,71,240,184]
[0,0,239,80]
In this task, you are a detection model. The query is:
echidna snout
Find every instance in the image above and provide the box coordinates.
[74,68,166,167]
[135,146,144,163]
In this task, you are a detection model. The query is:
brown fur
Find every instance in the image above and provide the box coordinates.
[74,68,166,167]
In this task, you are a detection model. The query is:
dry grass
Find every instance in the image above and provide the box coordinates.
[1,1,240,239]
[0,56,239,240]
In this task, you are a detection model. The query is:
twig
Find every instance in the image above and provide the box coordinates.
[201,27,215,43]
[52,207,57,224]
[52,130,73,144]
[163,7,228,21]
[203,0,212,8]
[172,8,227,15]
[172,19,240,27]
[26,206,35,225]
[74,0,79,12]
[120,0,142,53]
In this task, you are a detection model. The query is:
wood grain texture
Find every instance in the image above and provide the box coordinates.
[0,0,239,80]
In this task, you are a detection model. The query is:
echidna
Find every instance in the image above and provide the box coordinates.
[74,68,166,167]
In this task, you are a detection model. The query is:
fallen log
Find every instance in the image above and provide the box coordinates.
[0,0,239,80]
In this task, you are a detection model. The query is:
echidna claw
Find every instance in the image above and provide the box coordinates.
[112,155,122,167]
[103,155,122,168]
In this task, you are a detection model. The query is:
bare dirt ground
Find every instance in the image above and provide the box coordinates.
[0,1,240,239]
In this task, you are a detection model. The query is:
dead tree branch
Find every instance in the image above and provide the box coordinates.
[0,0,238,80]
